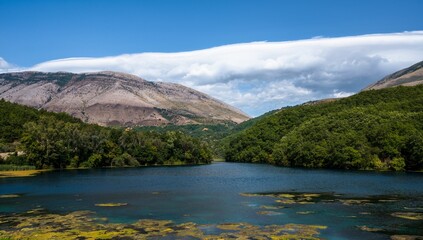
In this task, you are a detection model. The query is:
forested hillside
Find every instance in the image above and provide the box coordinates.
[0,99,212,169]
[134,111,277,158]
[225,85,423,171]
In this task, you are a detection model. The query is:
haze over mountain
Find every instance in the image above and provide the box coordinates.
[363,60,423,90]
[0,71,249,126]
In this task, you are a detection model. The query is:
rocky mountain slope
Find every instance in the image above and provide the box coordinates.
[364,60,423,90]
[0,71,249,126]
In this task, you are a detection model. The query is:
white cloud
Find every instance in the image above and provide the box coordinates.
[0,57,12,71]
[8,31,423,116]
[0,58,22,73]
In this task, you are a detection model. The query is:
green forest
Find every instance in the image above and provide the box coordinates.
[0,99,212,169]
[225,85,423,171]
[2,85,423,171]
[134,113,271,158]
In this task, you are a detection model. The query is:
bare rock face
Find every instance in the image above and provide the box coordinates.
[363,61,423,90]
[0,71,249,126]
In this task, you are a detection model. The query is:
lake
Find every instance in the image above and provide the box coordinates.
[1,162,423,239]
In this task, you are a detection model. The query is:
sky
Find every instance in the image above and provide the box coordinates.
[1,0,423,116]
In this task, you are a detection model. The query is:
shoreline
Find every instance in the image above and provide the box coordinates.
[0,169,50,178]
[0,162,212,178]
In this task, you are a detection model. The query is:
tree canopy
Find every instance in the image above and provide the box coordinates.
[0,99,212,169]
[225,85,423,171]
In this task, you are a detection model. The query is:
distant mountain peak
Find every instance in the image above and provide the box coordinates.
[363,60,423,90]
[0,71,249,126]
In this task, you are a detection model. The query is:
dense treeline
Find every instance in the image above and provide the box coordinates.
[0,99,212,169]
[134,110,277,158]
[225,85,423,171]
[136,123,235,158]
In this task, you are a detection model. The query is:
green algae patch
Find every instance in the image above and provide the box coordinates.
[269,224,327,240]
[276,193,296,198]
[357,225,383,232]
[239,193,262,197]
[216,222,258,231]
[275,199,297,204]
[257,211,283,216]
[260,205,281,210]
[94,203,128,207]
[0,169,49,178]
[391,212,423,221]
[241,191,405,208]
[297,211,315,215]
[390,235,423,240]
[0,194,20,198]
[0,210,328,240]
[339,199,372,206]
[241,192,332,206]
[404,207,423,211]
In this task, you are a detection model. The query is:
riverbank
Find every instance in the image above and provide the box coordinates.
[0,161,211,179]
[0,169,49,178]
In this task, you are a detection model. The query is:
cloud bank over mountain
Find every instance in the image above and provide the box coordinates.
[0,57,13,70]
[2,31,423,116]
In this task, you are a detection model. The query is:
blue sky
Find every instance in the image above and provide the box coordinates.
[1,0,423,116]
[1,0,422,66]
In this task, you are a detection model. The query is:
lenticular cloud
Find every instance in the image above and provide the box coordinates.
[18,31,423,115]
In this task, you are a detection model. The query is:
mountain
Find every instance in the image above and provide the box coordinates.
[364,60,423,90]
[0,71,249,126]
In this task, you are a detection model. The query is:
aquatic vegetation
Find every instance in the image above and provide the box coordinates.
[242,192,329,206]
[0,209,328,240]
[260,205,281,210]
[379,199,399,203]
[216,222,258,231]
[241,191,405,208]
[357,225,383,232]
[239,193,261,197]
[391,212,423,221]
[276,193,296,198]
[257,211,283,216]
[94,203,128,207]
[339,199,372,206]
[240,190,423,238]
[297,211,315,215]
[0,195,19,198]
[404,207,423,211]
[390,235,423,240]
[275,199,297,204]
[0,170,48,178]
[242,192,333,205]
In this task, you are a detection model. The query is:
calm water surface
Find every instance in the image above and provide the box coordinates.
[1,162,423,239]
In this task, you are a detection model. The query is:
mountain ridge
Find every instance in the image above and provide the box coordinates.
[0,71,249,126]
[363,60,423,90]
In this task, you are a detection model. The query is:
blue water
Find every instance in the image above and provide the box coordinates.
[1,162,423,239]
